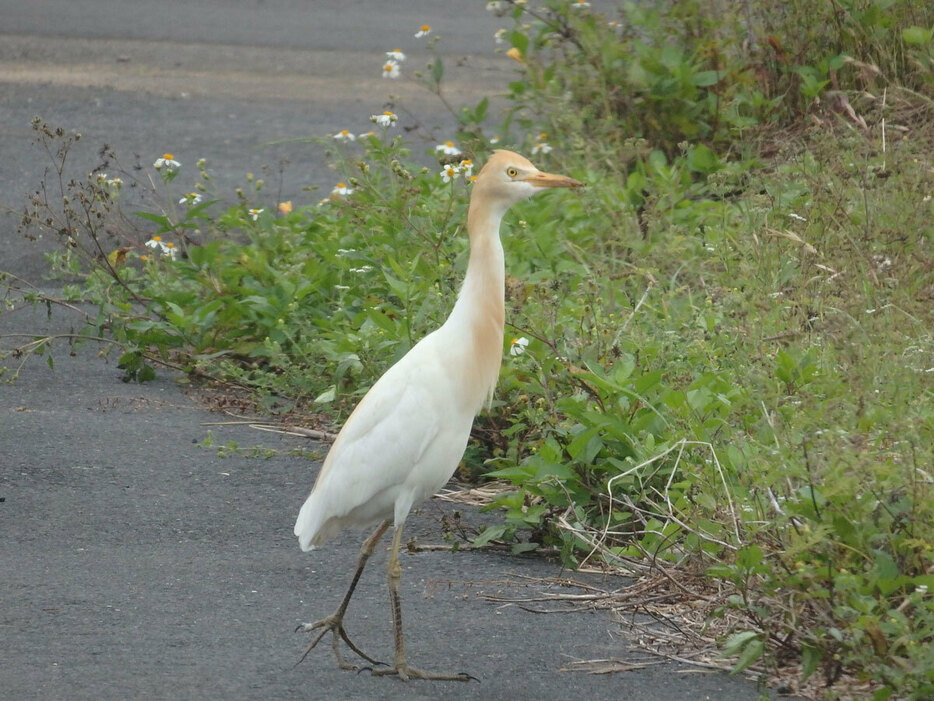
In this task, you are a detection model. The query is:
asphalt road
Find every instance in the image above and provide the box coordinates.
[2,3,777,699]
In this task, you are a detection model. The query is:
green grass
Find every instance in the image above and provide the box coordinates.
[3,1,933,697]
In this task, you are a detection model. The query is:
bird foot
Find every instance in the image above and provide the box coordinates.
[295,614,384,670]
[370,663,477,682]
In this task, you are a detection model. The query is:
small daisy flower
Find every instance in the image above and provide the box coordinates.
[490,135,501,145]
[531,133,553,155]
[788,212,807,222]
[494,28,507,44]
[249,208,264,221]
[358,130,377,139]
[441,164,461,183]
[331,182,354,197]
[95,173,123,190]
[371,111,398,128]
[144,235,177,260]
[459,159,474,178]
[509,337,529,356]
[382,60,401,79]
[435,141,462,156]
[153,153,180,170]
[144,235,164,250]
[278,201,293,215]
[571,0,591,8]
[332,129,356,142]
[349,265,374,274]
[386,49,406,62]
[178,192,203,206]
[415,24,432,38]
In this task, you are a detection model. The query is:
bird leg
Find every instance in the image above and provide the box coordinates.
[296,519,391,670]
[370,525,476,682]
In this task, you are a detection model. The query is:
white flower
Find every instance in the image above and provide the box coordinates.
[788,212,807,222]
[434,141,462,156]
[386,49,406,62]
[489,135,501,145]
[249,208,264,220]
[349,265,373,274]
[95,173,123,190]
[358,130,377,139]
[331,182,354,197]
[178,192,203,206]
[144,236,177,260]
[509,337,529,356]
[531,141,553,155]
[459,159,474,178]
[494,28,507,44]
[335,248,357,257]
[441,164,461,183]
[382,59,401,79]
[571,0,591,7]
[153,153,180,170]
[334,285,350,290]
[371,111,398,127]
[332,129,356,142]
[415,24,432,38]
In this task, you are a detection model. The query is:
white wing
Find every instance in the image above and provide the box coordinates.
[294,332,475,550]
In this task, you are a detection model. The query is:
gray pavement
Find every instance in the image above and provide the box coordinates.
[2,3,775,699]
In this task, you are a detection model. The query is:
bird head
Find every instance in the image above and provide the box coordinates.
[472,150,584,214]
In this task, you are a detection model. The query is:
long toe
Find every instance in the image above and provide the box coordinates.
[371,664,476,682]
[295,614,382,670]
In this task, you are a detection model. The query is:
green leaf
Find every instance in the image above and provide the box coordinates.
[687,144,720,174]
[313,385,336,404]
[801,644,821,680]
[732,637,764,673]
[510,31,529,55]
[473,524,507,547]
[692,70,722,87]
[722,630,759,655]
[902,26,933,46]
[485,464,534,483]
[511,542,539,554]
[431,57,444,85]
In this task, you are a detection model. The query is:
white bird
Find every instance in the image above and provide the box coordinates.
[294,150,583,681]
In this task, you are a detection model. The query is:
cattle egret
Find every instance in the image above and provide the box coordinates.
[294,150,583,681]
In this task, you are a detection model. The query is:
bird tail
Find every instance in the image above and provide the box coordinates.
[294,493,327,551]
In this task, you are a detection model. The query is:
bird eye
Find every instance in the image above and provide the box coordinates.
[506,167,519,178]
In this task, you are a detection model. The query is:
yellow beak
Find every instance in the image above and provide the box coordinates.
[522,171,585,189]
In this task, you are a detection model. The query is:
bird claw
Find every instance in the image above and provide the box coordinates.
[295,614,384,670]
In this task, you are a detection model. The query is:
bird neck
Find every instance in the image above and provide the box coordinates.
[445,198,507,410]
